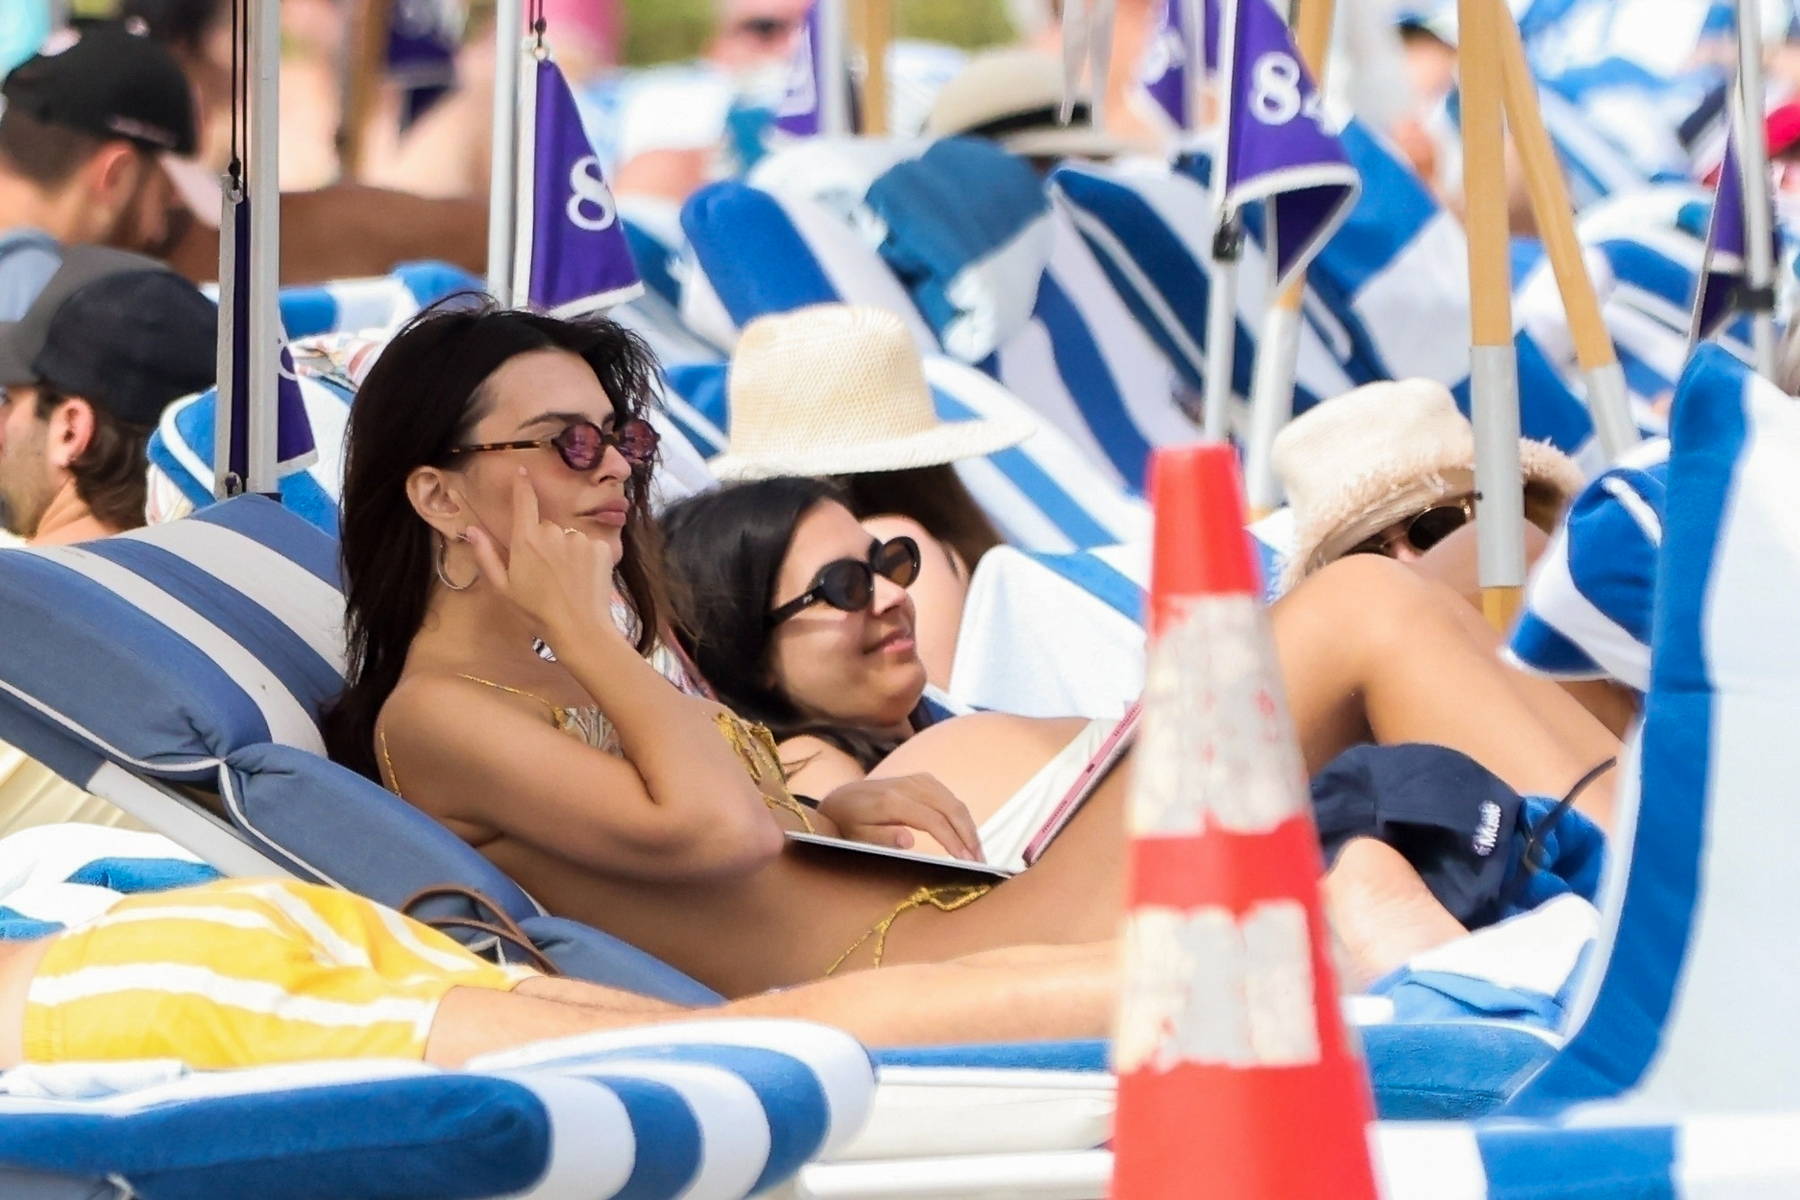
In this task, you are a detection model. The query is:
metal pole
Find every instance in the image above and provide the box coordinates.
[245,0,281,497]
[818,0,852,135]
[487,0,524,302]
[1735,0,1778,376]
[1458,0,1526,630]
[1203,0,1241,442]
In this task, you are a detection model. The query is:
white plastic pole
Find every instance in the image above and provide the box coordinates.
[211,180,240,500]
[1243,303,1298,508]
[244,0,281,497]
[1089,0,1116,130]
[1203,0,1241,442]
[487,0,524,303]
[1735,0,1778,376]
[818,0,852,136]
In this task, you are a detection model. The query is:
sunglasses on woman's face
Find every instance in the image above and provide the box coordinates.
[767,536,922,628]
[1346,496,1476,559]
[449,418,660,472]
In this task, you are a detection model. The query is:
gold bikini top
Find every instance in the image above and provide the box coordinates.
[379,673,793,803]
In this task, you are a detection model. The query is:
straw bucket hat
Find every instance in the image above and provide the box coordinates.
[709,304,1032,480]
[1272,378,1583,592]
[924,47,1130,160]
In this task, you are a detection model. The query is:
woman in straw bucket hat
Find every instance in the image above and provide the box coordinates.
[712,303,1033,686]
[1272,378,1583,596]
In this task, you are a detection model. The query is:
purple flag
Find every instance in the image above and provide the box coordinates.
[385,0,461,90]
[1139,0,1219,131]
[775,2,824,137]
[516,56,642,315]
[273,345,318,473]
[219,195,316,490]
[1690,110,1773,343]
[1219,0,1359,292]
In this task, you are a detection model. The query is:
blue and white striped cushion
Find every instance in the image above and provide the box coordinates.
[269,261,481,339]
[149,373,355,536]
[0,1019,873,1200]
[1508,439,1667,690]
[975,202,1197,494]
[0,497,343,776]
[673,194,1154,551]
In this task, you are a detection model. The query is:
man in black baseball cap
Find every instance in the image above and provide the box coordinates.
[0,243,216,545]
[0,20,202,310]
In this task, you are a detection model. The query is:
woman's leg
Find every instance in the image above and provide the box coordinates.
[1271,554,1619,826]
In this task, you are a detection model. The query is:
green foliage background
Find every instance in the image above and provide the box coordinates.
[619,0,1015,64]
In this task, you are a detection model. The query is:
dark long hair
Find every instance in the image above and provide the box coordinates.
[323,300,668,779]
[661,477,913,770]
[835,464,1002,575]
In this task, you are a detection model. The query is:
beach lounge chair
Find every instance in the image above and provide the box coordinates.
[1508,438,1668,691]
[1051,129,1607,471]
[0,824,873,1200]
[679,180,1152,551]
[0,497,715,1000]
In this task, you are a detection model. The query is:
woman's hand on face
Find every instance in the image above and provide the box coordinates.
[816,774,985,862]
[464,469,619,642]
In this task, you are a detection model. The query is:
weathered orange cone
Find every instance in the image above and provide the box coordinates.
[1110,444,1377,1199]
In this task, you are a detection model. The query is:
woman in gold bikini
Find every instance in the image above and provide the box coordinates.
[327,304,1618,998]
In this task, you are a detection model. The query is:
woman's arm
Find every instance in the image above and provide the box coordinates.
[383,674,784,883]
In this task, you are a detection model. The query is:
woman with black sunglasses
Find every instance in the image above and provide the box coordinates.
[329,304,1617,1000]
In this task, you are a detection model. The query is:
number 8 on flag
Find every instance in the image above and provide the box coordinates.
[1219,0,1359,293]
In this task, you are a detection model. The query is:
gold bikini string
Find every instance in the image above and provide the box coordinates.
[711,712,815,832]
[824,883,993,975]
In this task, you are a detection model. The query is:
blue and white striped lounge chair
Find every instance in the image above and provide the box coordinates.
[0,497,716,1000]
[1515,184,1760,433]
[1508,438,1668,691]
[663,355,1149,554]
[1366,339,1800,1195]
[1048,126,1605,469]
[854,139,1198,493]
[0,829,875,1200]
[678,181,1152,551]
[262,260,481,339]
[0,1020,872,1200]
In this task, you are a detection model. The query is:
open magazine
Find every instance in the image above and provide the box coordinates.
[784,703,1142,879]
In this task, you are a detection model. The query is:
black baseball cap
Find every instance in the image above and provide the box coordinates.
[1,21,198,156]
[0,244,217,426]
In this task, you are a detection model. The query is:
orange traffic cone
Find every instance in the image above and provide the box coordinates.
[1110,444,1377,1199]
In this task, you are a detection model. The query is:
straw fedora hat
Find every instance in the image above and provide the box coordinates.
[709,304,1032,480]
[1272,378,1583,592]
[924,47,1130,160]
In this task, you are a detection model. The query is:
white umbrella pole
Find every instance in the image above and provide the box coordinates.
[819,0,853,136]
[1735,0,1778,376]
[244,0,281,497]
[1203,0,1241,443]
[486,0,524,303]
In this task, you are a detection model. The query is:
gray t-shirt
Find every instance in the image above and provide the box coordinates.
[0,228,61,321]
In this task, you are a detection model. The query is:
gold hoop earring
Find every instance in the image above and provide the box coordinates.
[435,536,476,592]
